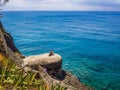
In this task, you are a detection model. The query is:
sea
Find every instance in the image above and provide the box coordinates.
[1,11,120,90]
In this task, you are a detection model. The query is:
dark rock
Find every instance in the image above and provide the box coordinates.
[0,21,23,65]
[0,21,91,90]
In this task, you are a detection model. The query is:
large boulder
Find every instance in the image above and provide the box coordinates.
[22,53,62,77]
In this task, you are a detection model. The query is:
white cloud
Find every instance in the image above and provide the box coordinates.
[3,0,120,11]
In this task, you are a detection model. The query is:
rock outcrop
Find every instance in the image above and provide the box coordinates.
[0,21,91,90]
[0,21,23,65]
[22,53,62,78]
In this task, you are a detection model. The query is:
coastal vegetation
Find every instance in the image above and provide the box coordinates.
[0,54,66,90]
[0,1,66,89]
[0,22,67,89]
[0,0,91,90]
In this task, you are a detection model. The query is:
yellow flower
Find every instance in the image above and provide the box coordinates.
[45,84,50,90]
[0,54,3,61]
[0,54,8,66]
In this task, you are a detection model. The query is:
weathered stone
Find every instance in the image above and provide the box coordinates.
[22,53,62,78]
[0,21,23,65]
[0,21,91,90]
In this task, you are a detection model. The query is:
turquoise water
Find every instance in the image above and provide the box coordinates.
[2,11,120,90]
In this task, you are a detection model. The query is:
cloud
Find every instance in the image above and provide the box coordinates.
[3,0,120,11]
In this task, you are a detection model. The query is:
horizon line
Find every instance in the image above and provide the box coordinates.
[2,10,120,12]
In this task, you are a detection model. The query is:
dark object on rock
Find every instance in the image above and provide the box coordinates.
[23,53,62,78]
[49,50,54,56]
[0,21,91,90]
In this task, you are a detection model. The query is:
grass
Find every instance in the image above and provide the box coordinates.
[0,54,66,90]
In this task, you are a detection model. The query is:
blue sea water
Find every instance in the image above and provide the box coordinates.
[1,11,120,90]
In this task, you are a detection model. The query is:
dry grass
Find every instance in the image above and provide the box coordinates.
[0,54,66,90]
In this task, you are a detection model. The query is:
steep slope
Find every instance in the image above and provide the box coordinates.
[0,21,23,65]
[0,21,91,90]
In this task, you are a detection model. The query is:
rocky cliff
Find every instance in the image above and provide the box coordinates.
[0,21,91,90]
[0,21,23,65]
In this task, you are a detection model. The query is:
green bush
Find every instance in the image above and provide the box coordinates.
[0,58,66,90]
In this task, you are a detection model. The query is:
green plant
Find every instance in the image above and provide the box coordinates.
[0,59,44,89]
[0,58,66,90]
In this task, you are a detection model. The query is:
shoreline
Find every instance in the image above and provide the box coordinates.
[60,70,91,90]
[0,21,91,90]
[22,54,91,90]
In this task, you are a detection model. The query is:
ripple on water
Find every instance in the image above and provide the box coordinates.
[2,11,120,90]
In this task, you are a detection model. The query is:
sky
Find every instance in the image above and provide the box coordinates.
[2,0,120,11]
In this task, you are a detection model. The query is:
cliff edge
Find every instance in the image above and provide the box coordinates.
[0,21,23,65]
[0,21,91,90]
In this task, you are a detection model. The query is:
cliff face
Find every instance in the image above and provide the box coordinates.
[0,21,23,65]
[0,21,91,90]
